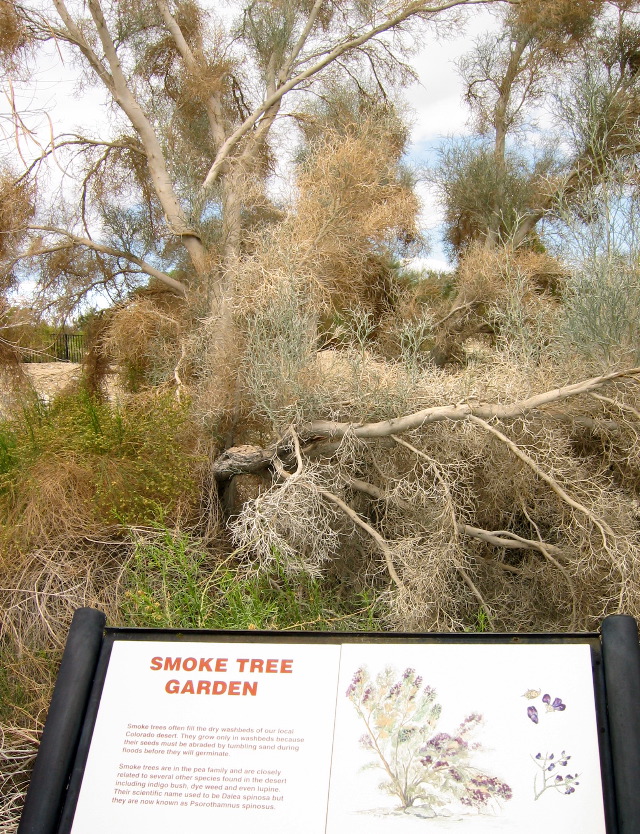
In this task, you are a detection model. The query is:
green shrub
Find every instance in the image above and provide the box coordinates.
[120,527,381,632]
[562,257,640,364]
[0,389,200,552]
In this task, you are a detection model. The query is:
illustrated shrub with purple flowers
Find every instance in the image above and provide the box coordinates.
[346,666,512,816]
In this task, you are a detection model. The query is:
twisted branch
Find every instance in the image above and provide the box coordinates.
[300,368,640,440]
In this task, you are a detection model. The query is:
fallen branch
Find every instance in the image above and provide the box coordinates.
[390,434,495,626]
[312,484,406,594]
[342,476,562,555]
[300,367,640,440]
[213,370,640,480]
[591,392,640,423]
[273,430,405,593]
[213,444,275,479]
[460,524,563,556]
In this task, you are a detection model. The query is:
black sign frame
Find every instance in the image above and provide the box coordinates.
[16,610,640,834]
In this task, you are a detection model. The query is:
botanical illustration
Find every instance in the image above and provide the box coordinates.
[523,688,567,724]
[346,666,512,818]
[523,688,579,801]
[532,751,580,800]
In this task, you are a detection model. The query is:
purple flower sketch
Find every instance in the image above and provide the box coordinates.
[541,693,566,711]
[525,690,566,722]
[346,666,512,816]
[532,750,579,800]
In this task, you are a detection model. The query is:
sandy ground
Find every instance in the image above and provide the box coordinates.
[23,361,83,399]
[0,362,123,416]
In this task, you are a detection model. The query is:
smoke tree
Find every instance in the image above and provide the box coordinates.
[3,0,640,645]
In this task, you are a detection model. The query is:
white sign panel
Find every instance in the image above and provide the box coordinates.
[70,640,607,833]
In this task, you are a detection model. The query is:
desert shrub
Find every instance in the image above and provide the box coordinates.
[120,527,216,628]
[0,388,200,555]
[0,724,38,834]
[241,284,319,427]
[101,293,188,392]
[561,256,640,364]
[428,246,565,367]
[238,282,422,434]
[230,349,640,634]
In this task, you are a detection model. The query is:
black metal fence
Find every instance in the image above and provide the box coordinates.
[22,333,86,363]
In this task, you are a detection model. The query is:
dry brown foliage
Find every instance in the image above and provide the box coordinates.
[514,0,604,48]
[0,170,34,269]
[0,536,128,828]
[101,293,186,392]
[0,2,29,68]
[431,245,567,365]
[0,724,38,834]
[293,119,419,311]
[232,112,419,319]
[228,347,640,633]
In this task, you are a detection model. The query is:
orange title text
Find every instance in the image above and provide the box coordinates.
[149,656,294,696]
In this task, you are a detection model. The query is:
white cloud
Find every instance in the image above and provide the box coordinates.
[405,8,500,144]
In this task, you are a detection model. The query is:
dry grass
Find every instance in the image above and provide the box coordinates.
[0,725,38,834]
[0,534,128,830]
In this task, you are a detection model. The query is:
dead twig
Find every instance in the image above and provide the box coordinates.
[521,504,578,631]
[391,434,495,628]
[343,475,561,555]
[311,484,407,594]
[468,416,614,546]
[273,430,405,592]
[591,392,640,423]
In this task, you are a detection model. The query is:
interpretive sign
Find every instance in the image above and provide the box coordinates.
[17,612,640,834]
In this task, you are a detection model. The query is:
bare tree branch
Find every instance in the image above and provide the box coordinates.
[300,367,640,440]
[52,0,115,93]
[197,0,499,197]
[153,0,227,151]
[469,415,614,544]
[278,0,326,84]
[25,225,187,296]
[591,392,640,422]
[391,433,495,626]
[343,475,563,555]
[65,0,207,274]
[521,503,577,631]
[312,483,407,593]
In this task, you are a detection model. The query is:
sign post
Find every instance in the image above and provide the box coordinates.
[17,611,640,833]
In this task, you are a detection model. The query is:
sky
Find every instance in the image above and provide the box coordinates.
[4,4,502,278]
[404,6,500,269]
